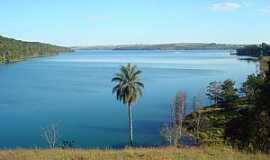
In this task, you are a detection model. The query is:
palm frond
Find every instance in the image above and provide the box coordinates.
[112,63,144,106]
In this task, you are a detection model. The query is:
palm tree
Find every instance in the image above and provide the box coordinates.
[112,63,144,146]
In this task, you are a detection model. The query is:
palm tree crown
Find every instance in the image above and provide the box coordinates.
[112,63,144,106]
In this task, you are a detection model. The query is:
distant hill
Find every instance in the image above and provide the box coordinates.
[0,35,72,63]
[73,43,244,50]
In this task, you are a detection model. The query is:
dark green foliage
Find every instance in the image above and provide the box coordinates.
[236,43,270,57]
[0,35,72,63]
[265,61,270,79]
[225,107,254,149]
[206,80,238,106]
[261,43,270,55]
[225,83,270,152]
[220,79,238,105]
[225,61,270,152]
[112,63,144,106]
[206,81,222,104]
[61,140,75,149]
[241,74,264,102]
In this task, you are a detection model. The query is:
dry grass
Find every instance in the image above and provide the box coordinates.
[0,145,269,160]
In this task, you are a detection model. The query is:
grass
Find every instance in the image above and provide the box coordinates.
[183,98,252,144]
[0,145,269,160]
[184,105,228,143]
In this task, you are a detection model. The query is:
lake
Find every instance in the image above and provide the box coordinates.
[0,50,256,148]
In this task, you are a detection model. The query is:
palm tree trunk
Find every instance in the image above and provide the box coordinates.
[128,104,133,146]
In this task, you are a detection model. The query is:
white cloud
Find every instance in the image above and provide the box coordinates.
[258,6,270,14]
[210,2,241,12]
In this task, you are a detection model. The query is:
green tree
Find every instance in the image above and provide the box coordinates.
[0,35,72,64]
[241,74,264,102]
[206,81,222,104]
[261,43,270,55]
[236,43,270,57]
[112,63,144,146]
[220,79,238,106]
[224,61,270,152]
[226,65,270,152]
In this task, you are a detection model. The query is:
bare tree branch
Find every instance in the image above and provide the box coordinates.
[42,124,60,148]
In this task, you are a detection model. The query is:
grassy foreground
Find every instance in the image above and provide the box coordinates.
[0,145,269,160]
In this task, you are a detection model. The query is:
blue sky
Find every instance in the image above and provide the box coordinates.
[0,0,270,46]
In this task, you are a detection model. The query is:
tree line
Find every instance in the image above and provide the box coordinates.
[236,43,270,57]
[0,35,72,64]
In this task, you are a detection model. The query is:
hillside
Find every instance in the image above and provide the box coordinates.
[0,36,72,63]
[183,103,243,144]
[183,57,270,152]
[73,43,244,50]
[0,146,269,160]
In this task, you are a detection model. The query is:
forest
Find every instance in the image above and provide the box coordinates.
[0,35,72,63]
[236,43,270,57]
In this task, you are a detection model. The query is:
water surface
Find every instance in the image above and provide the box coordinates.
[0,50,256,148]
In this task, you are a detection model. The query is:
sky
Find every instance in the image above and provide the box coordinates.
[0,0,270,46]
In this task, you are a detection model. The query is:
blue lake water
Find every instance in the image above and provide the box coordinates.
[0,50,256,148]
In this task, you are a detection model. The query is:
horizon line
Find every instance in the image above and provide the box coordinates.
[1,34,267,48]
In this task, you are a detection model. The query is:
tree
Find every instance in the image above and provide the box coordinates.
[260,43,270,55]
[241,74,264,103]
[42,124,60,148]
[236,43,270,57]
[206,81,222,104]
[220,79,238,104]
[226,73,270,152]
[225,61,270,152]
[192,95,203,144]
[0,35,72,64]
[112,63,144,146]
[174,92,186,144]
[264,61,270,80]
[259,56,270,74]
[161,92,186,146]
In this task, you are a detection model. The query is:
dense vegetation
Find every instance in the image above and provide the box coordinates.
[74,43,243,50]
[236,43,270,57]
[0,35,72,63]
[225,61,270,152]
[184,57,270,153]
